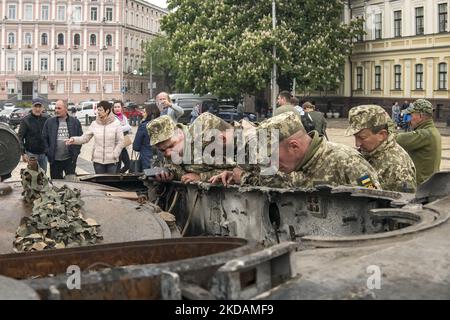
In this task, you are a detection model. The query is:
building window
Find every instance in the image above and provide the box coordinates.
[73,58,81,72]
[24,4,33,20]
[7,57,16,71]
[439,63,447,90]
[415,64,423,90]
[24,33,32,45]
[57,81,65,94]
[24,57,32,71]
[7,81,16,94]
[74,34,81,46]
[8,4,16,20]
[105,34,113,46]
[416,7,424,35]
[57,58,65,72]
[41,5,49,20]
[105,58,113,72]
[105,7,113,21]
[41,33,48,45]
[394,10,402,37]
[90,7,98,21]
[90,34,97,46]
[374,66,381,90]
[58,33,65,46]
[374,13,382,39]
[89,81,97,93]
[72,6,82,22]
[104,83,113,94]
[89,58,97,72]
[40,81,48,94]
[394,65,402,90]
[8,33,15,45]
[57,6,66,21]
[439,3,448,33]
[73,81,81,94]
[356,67,363,90]
[40,58,48,71]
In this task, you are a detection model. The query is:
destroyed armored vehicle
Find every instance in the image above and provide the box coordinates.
[0,123,449,299]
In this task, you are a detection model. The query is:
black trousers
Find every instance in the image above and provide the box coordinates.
[50,158,76,179]
[116,148,131,174]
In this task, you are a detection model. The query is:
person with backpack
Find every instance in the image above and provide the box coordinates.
[275,91,316,133]
[303,101,328,138]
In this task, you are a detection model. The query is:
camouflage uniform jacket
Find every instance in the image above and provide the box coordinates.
[396,119,442,185]
[242,132,382,189]
[361,135,416,192]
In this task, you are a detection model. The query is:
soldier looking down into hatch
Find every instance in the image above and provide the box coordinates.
[146,113,256,184]
[212,112,382,189]
[346,105,416,193]
[396,99,442,186]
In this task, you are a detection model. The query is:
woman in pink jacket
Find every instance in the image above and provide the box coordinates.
[66,100,124,174]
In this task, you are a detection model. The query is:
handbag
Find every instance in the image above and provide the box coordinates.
[123,134,132,147]
[129,150,142,173]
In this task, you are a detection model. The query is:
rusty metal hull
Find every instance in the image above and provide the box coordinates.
[0,180,171,254]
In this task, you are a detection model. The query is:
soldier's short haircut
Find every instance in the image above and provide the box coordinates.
[290,96,299,105]
[278,90,292,101]
[370,124,388,134]
[302,101,315,110]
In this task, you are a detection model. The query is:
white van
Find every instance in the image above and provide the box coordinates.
[76,101,99,123]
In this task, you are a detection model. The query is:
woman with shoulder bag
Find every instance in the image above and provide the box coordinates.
[133,103,160,171]
[113,101,132,173]
[66,101,123,174]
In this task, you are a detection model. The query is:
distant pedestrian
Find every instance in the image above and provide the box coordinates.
[66,101,123,174]
[113,101,132,173]
[42,100,83,179]
[156,92,184,123]
[391,101,400,128]
[133,103,160,170]
[18,98,50,172]
[190,103,200,124]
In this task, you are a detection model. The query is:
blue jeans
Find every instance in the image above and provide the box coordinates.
[26,151,48,173]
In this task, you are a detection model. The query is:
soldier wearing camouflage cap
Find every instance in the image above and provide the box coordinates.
[397,99,442,185]
[147,113,254,183]
[230,111,382,189]
[346,105,416,192]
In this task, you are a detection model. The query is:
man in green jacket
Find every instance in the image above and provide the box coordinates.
[396,99,442,185]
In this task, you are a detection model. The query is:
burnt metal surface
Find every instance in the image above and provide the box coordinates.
[0,180,170,254]
[143,178,444,247]
[18,237,269,300]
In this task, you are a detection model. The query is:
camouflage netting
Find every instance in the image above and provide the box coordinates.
[15,164,103,251]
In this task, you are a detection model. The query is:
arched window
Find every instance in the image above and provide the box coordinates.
[41,33,48,45]
[90,34,96,46]
[24,33,32,45]
[105,34,112,46]
[8,32,15,45]
[73,33,81,46]
[57,33,64,45]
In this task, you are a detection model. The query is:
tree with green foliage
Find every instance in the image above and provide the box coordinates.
[161,0,364,97]
[143,36,178,93]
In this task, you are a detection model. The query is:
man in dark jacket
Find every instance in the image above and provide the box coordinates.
[42,100,83,179]
[18,98,50,171]
[303,102,328,138]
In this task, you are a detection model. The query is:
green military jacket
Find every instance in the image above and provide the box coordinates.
[362,135,416,192]
[242,132,382,189]
[307,111,327,137]
[396,119,441,185]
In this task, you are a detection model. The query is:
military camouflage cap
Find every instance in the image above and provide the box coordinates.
[273,104,302,118]
[147,115,177,146]
[257,112,304,142]
[345,105,393,136]
[404,99,433,115]
[188,112,233,148]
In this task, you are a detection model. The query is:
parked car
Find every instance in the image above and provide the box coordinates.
[8,108,29,129]
[48,102,57,111]
[124,104,143,124]
[2,102,16,110]
[76,101,98,123]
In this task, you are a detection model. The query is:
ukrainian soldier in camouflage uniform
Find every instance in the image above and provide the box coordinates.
[396,99,442,185]
[234,112,382,189]
[346,105,416,192]
[147,113,255,183]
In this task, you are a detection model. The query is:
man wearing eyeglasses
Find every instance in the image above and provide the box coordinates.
[17,98,50,172]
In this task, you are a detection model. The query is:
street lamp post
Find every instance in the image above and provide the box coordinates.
[149,55,153,100]
[271,0,278,114]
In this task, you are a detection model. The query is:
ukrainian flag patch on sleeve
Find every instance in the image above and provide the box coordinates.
[357,174,377,189]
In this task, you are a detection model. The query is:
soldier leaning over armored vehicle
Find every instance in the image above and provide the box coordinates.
[146,113,256,183]
[346,105,417,193]
[211,112,382,189]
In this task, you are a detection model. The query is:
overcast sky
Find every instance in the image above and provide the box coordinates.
[146,0,167,9]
